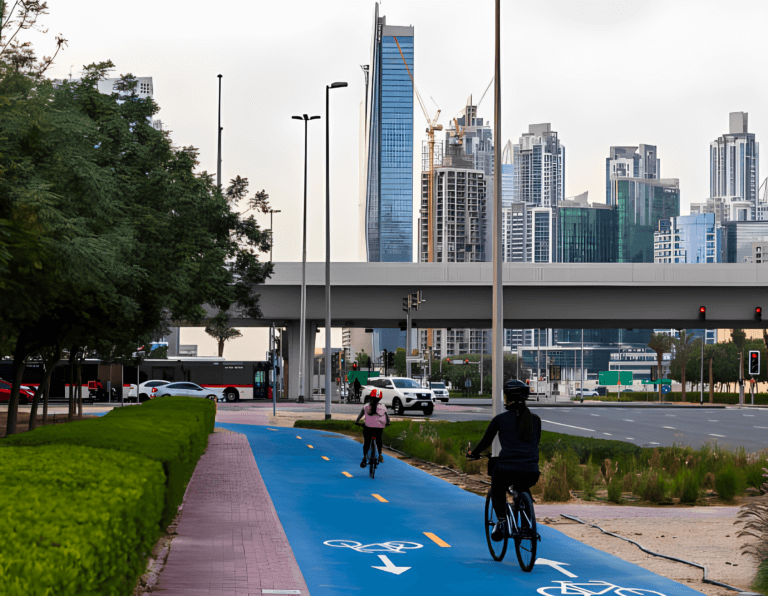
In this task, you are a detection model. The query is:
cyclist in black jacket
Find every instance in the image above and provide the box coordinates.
[467,380,541,541]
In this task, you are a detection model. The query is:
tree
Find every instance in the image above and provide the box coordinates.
[647,333,673,402]
[355,350,370,368]
[205,312,243,358]
[394,348,406,377]
[670,330,696,402]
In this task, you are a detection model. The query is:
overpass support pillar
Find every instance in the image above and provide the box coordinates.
[285,320,317,401]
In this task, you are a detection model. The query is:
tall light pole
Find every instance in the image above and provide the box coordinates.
[325,82,348,420]
[217,74,223,189]
[491,0,504,455]
[292,113,320,402]
[268,208,281,262]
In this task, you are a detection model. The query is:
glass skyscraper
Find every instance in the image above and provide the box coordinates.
[361,3,414,263]
[653,214,721,264]
[558,201,617,263]
[613,178,680,263]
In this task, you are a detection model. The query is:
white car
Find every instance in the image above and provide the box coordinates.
[128,380,171,402]
[365,377,435,415]
[428,382,450,403]
[576,390,599,397]
[155,382,224,401]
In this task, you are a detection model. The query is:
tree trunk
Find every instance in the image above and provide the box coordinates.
[76,359,83,418]
[29,346,61,431]
[5,345,28,436]
[681,363,687,403]
[67,349,77,421]
[42,378,50,424]
[218,339,224,358]
[709,357,714,404]
[657,356,662,402]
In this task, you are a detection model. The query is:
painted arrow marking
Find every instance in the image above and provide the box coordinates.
[372,554,410,575]
[536,558,577,578]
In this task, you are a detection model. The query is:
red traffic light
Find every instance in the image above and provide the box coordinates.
[757,307,763,321]
[464,359,469,364]
[352,362,358,370]
[752,352,758,359]
[699,306,706,321]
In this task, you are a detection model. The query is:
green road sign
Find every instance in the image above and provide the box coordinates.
[598,371,633,385]
[641,379,672,385]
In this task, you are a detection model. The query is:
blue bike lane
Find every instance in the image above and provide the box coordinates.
[218,423,705,595]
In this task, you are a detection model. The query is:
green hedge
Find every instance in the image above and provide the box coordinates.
[586,391,768,405]
[0,444,165,596]
[2,396,215,528]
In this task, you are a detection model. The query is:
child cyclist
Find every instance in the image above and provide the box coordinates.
[467,380,542,541]
[355,388,391,468]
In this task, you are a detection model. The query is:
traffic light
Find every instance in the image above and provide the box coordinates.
[749,350,760,376]
[388,351,395,367]
[464,359,469,364]
[756,307,763,321]
[402,297,410,312]
[331,352,338,372]
[352,362,358,371]
[698,306,706,321]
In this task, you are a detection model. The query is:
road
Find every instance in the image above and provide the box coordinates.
[219,422,705,596]
[215,401,768,452]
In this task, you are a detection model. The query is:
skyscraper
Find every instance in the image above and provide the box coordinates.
[360,3,414,263]
[605,145,660,205]
[710,112,759,217]
[653,214,721,264]
[512,123,565,207]
[557,193,617,263]
[613,178,680,263]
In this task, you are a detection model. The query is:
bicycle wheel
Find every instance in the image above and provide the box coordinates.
[513,491,537,572]
[369,443,377,479]
[484,489,508,561]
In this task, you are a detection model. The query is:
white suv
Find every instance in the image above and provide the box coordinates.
[365,377,435,415]
[428,382,450,403]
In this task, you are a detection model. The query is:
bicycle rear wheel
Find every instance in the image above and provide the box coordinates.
[513,491,537,572]
[369,443,377,479]
[484,490,508,561]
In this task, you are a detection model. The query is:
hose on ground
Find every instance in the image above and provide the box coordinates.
[560,514,757,594]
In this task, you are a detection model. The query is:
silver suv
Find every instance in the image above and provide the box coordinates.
[428,382,450,403]
[365,377,435,415]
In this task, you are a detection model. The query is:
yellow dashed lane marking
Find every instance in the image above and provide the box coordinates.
[424,532,450,547]
[372,494,388,503]
[321,456,329,461]
[296,436,302,439]
[342,472,353,478]
[307,445,314,449]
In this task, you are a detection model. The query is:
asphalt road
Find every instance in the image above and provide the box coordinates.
[216,401,768,452]
[221,422,706,596]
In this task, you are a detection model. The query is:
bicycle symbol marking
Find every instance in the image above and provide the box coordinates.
[323,540,424,554]
[536,580,666,596]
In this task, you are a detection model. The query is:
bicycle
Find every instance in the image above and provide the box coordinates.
[468,445,540,572]
[356,421,379,479]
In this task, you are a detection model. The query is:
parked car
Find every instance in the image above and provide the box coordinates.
[576,390,599,397]
[428,381,450,403]
[0,379,34,404]
[154,382,223,401]
[364,377,435,415]
[128,380,171,402]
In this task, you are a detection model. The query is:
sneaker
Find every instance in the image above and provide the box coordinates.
[360,458,367,468]
[378,454,384,464]
[491,520,507,542]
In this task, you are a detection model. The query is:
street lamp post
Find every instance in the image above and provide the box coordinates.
[325,82,347,420]
[217,74,223,189]
[292,113,320,403]
[268,209,281,262]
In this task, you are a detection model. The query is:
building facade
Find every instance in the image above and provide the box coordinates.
[723,220,768,263]
[613,177,680,263]
[653,213,722,264]
[360,3,414,263]
[512,123,565,207]
[710,112,759,217]
[605,145,660,205]
[557,195,617,263]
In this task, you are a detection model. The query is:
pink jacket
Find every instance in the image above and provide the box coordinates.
[364,403,387,428]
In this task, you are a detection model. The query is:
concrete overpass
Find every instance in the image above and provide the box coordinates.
[219,262,768,400]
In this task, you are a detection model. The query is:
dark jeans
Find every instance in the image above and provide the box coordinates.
[363,426,383,457]
[491,468,541,520]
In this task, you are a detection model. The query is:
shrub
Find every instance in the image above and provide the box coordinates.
[607,476,623,504]
[672,469,700,504]
[541,455,572,502]
[745,461,768,494]
[716,463,741,502]
[2,397,213,528]
[0,444,165,596]
[637,470,670,503]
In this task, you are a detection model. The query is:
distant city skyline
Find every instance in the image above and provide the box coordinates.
[40,0,768,267]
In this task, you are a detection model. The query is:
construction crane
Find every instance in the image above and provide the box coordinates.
[393,36,442,264]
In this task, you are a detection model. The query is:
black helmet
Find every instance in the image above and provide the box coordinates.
[503,379,530,406]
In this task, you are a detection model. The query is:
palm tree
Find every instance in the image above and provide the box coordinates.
[647,333,673,402]
[671,330,696,403]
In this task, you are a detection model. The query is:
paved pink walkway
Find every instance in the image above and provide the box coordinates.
[153,431,309,596]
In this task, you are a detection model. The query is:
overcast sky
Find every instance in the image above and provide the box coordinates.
[32,0,768,356]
